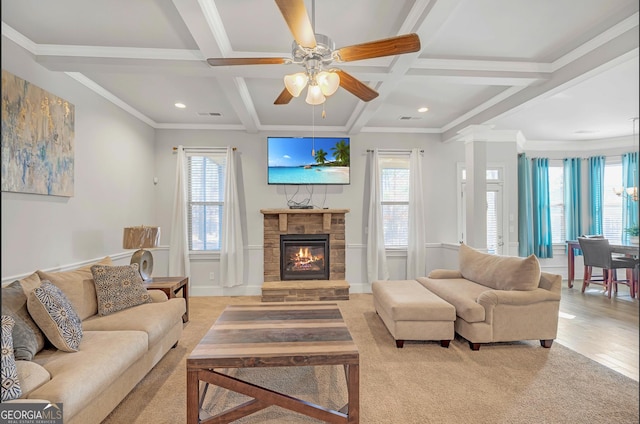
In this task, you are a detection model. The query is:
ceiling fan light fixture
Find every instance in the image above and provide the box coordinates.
[284,72,308,97]
[317,71,340,96]
[206,2,420,105]
[305,84,326,105]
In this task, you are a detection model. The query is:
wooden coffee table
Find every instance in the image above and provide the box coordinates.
[186,303,359,423]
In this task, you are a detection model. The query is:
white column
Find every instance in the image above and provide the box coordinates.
[464,135,487,250]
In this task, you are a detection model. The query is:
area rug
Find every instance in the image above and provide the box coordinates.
[103,294,639,424]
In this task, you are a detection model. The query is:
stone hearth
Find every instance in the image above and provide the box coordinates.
[260,208,349,302]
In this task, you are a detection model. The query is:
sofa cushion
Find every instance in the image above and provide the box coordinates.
[28,330,148,422]
[1,280,46,360]
[27,282,83,352]
[1,315,22,401]
[90,264,152,316]
[37,257,113,320]
[416,277,488,323]
[458,243,541,291]
[82,298,185,348]
[15,360,50,397]
[427,269,463,279]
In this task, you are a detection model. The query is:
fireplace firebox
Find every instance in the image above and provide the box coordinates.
[280,234,330,280]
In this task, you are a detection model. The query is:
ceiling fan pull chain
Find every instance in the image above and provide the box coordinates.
[312,104,316,156]
[322,103,326,119]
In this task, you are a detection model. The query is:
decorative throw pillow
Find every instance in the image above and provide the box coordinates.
[90,264,152,316]
[1,315,22,401]
[27,281,83,352]
[1,281,46,360]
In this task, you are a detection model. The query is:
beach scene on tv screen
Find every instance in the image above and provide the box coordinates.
[268,137,350,184]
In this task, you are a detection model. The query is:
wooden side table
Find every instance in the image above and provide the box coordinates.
[144,276,189,323]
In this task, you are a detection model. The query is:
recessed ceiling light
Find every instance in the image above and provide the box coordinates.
[175,103,186,109]
[417,107,429,113]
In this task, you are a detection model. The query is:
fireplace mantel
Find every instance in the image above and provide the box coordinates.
[260,209,350,214]
[260,208,350,232]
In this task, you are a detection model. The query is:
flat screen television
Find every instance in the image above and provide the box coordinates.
[267,136,350,185]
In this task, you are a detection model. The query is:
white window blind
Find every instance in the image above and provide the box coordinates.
[486,191,498,253]
[548,164,565,243]
[187,152,226,251]
[379,155,410,247]
[603,163,623,242]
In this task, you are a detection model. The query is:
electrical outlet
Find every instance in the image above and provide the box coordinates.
[209,272,215,280]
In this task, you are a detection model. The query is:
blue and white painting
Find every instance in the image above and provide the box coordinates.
[1,70,75,197]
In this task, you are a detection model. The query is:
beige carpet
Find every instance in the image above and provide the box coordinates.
[102,294,639,424]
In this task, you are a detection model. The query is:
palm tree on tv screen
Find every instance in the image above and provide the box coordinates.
[331,140,350,166]
[315,149,328,165]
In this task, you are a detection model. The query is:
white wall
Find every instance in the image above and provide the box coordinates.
[1,37,157,279]
[152,130,468,295]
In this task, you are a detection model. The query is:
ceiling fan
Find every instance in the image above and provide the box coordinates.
[206,0,421,105]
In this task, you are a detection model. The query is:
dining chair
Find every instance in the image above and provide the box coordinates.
[577,237,638,298]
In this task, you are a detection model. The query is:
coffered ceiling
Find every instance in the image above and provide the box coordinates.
[1,0,638,142]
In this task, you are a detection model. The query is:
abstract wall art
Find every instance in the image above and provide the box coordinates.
[1,70,75,197]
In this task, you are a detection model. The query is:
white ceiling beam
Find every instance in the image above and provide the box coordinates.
[441,26,639,142]
[174,0,261,133]
[346,0,464,134]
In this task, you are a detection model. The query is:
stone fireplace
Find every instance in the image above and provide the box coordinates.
[260,208,349,302]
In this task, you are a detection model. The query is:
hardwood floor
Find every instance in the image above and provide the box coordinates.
[556,282,639,381]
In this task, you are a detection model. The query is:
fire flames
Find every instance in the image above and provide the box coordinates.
[288,247,323,271]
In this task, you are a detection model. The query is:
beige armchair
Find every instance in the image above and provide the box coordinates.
[417,244,562,350]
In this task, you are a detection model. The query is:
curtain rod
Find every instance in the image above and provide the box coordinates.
[173,146,236,151]
[367,149,424,153]
[519,153,627,160]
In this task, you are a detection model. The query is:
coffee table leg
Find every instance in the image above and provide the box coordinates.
[347,364,359,423]
[187,369,200,424]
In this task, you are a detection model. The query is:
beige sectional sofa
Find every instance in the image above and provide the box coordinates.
[2,257,186,424]
[374,244,562,350]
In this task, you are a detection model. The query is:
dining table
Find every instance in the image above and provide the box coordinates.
[566,240,639,289]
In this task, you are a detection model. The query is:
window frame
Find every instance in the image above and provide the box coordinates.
[186,151,227,253]
[602,159,623,242]
[548,160,565,245]
[378,154,411,249]
[527,156,624,245]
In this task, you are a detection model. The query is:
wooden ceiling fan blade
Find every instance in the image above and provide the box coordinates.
[207,57,288,66]
[275,0,317,48]
[335,33,421,62]
[336,70,378,102]
[274,88,294,105]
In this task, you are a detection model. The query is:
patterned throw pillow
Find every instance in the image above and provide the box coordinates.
[1,315,22,401]
[1,280,46,360]
[90,264,152,316]
[27,281,83,352]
